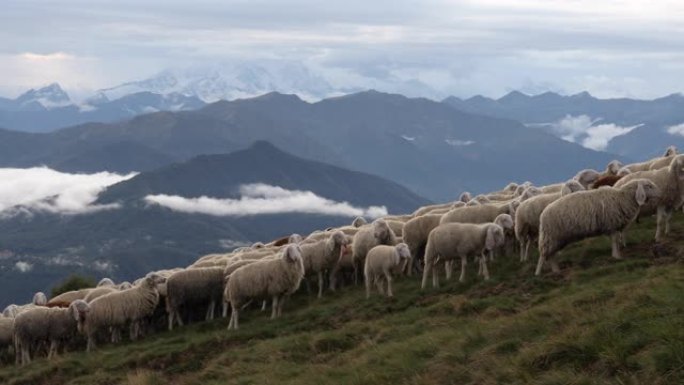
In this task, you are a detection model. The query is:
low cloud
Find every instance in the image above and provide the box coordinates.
[550,114,640,151]
[0,167,136,217]
[667,123,684,137]
[145,183,388,218]
[14,261,33,273]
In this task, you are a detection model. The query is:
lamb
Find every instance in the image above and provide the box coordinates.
[421,222,505,288]
[226,244,305,330]
[440,201,518,226]
[614,154,684,241]
[515,180,585,262]
[351,219,398,284]
[536,179,660,275]
[364,243,411,298]
[78,274,164,351]
[165,267,225,330]
[402,214,442,276]
[298,231,349,297]
[13,300,90,364]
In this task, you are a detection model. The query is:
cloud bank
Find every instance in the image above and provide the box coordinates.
[549,114,641,151]
[0,167,136,216]
[145,183,388,218]
[667,123,684,137]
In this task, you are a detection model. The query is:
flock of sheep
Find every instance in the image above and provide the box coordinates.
[1,145,681,366]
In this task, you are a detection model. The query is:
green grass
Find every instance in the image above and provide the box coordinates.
[1,215,683,385]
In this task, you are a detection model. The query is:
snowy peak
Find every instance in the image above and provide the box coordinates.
[96,62,338,103]
[16,83,71,109]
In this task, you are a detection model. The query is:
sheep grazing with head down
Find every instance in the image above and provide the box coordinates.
[226,244,305,330]
[422,222,505,288]
[537,179,660,275]
[614,154,684,241]
[351,219,398,284]
[165,267,225,330]
[364,243,411,299]
[78,274,165,352]
[514,180,585,262]
[298,231,349,297]
[13,300,90,365]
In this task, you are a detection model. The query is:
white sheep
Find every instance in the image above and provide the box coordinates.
[13,300,90,364]
[625,145,677,172]
[165,267,225,330]
[226,244,305,330]
[364,243,411,298]
[515,180,585,262]
[402,214,443,276]
[536,179,660,275]
[440,201,518,226]
[421,222,505,288]
[351,219,398,284]
[299,231,349,297]
[78,274,164,351]
[614,154,684,241]
[573,169,602,189]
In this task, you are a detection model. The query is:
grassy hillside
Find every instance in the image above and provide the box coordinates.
[1,215,682,385]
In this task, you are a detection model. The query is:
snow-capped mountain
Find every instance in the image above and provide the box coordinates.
[0,83,72,111]
[95,61,344,102]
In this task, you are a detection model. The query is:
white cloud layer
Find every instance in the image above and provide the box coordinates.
[667,123,684,137]
[549,114,640,151]
[0,167,136,216]
[145,183,388,218]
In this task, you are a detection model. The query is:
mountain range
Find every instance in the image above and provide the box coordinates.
[0,90,620,201]
[0,141,429,306]
[443,91,684,160]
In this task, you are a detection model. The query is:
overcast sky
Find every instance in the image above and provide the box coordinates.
[2,0,683,99]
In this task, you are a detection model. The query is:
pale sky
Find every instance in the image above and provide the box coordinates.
[2,0,683,99]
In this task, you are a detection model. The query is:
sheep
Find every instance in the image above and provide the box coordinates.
[351,219,398,284]
[385,220,405,237]
[226,244,305,330]
[48,288,94,306]
[459,192,472,203]
[12,292,48,316]
[515,180,585,262]
[591,168,630,189]
[13,300,90,364]
[352,216,367,227]
[97,278,115,288]
[0,316,14,362]
[605,160,624,176]
[413,202,457,217]
[402,214,443,276]
[298,231,349,297]
[421,222,505,288]
[2,305,18,318]
[165,267,225,330]
[440,201,518,226]
[649,146,679,170]
[536,179,660,275]
[78,274,164,351]
[614,154,684,241]
[117,281,133,290]
[84,287,117,303]
[364,243,411,298]
[573,169,602,188]
[518,186,544,202]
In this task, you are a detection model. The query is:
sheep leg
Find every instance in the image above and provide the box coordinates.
[481,252,490,280]
[611,233,623,259]
[22,345,30,365]
[222,301,228,318]
[619,231,626,248]
[261,300,267,312]
[317,271,324,299]
[365,272,372,299]
[175,309,184,327]
[271,295,279,319]
[87,335,96,353]
[385,271,393,297]
[519,240,526,262]
[459,256,467,283]
[168,310,175,331]
[375,277,385,295]
[329,268,337,292]
[277,295,286,317]
[205,300,214,321]
[656,206,665,242]
[231,307,239,330]
[535,253,546,276]
[420,259,431,289]
[432,261,440,288]
[445,260,453,280]
[665,209,673,235]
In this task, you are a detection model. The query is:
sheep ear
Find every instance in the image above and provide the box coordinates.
[485,226,496,250]
[635,182,647,206]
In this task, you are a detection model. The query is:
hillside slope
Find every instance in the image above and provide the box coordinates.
[1,215,682,384]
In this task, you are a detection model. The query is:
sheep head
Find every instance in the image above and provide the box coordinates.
[33,292,47,306]
[633,179,660,206]
[351,216,367,228]
[71,300,90,333]
[494,214,514,231]
[485,225,505,251]
[459,192,472,203]
[606,160,623,175]
[668,154,684,180]
[664,145,677,157]
[97,278,115,288]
